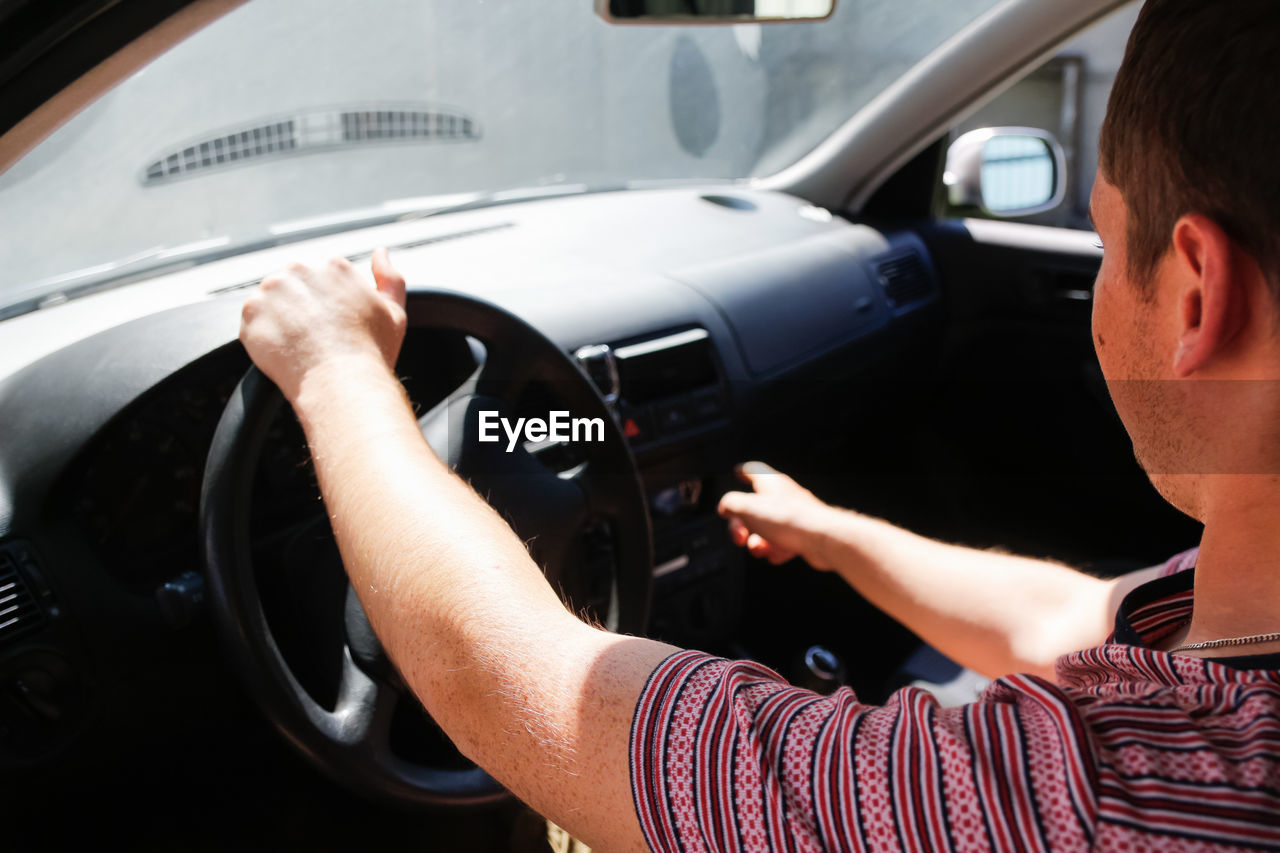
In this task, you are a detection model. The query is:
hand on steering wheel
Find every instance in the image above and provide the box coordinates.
[202,255,652,806]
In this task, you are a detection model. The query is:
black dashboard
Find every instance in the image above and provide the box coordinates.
[0,186,942,774]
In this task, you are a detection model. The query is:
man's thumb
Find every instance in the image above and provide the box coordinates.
[371,247,407,307]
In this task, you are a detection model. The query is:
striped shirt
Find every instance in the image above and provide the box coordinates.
[630,549,1280,851]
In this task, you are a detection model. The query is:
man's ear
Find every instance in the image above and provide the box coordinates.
[1169,214,1250,377]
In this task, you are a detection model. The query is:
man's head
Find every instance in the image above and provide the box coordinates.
[1092,0,1280,518]
[1098,0,1280,301]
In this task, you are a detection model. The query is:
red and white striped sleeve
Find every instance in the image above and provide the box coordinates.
[631,650,1099,852]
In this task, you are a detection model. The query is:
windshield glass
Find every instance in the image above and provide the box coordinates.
[0,0,999,312]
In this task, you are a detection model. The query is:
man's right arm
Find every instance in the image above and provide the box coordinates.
[718,462,1164,680]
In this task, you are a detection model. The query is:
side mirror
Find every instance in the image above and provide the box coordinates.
[945,127,1066,218]
[596,0,835,24]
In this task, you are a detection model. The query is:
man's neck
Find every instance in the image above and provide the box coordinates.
[1173,477,1280,655]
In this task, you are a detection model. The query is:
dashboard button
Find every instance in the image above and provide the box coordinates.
[691,388,726,422]
[619,406,653,444]
[654,400,692,435]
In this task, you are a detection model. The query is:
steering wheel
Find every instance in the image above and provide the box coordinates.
[199,290,653,806]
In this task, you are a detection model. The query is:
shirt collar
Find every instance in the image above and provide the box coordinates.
[1113,564,1280,671]
[1112,566,1196,648]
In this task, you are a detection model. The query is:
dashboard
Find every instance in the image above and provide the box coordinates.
[0,186,941,770]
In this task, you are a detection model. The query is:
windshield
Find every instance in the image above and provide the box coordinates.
[0,0,999,313]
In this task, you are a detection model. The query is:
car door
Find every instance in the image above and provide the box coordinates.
[913,3,1200,573]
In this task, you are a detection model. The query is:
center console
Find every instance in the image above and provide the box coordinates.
[576,326,744,651]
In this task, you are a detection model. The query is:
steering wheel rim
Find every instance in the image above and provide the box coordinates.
[200,289,653,806]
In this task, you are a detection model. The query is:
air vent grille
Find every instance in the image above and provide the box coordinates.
[145,120,298,182]
[0,552,45,646]
[875,251,935,308]
[340,110,476,143]
[144,105,481,184]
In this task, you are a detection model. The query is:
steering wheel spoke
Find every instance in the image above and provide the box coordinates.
[328,646,399,750]
[470,340,533,404]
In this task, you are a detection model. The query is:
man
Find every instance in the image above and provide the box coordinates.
[239,0,1280,848]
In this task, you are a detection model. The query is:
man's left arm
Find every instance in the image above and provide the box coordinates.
[241,252,677,851]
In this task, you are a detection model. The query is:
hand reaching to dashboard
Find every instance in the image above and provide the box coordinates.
[240,248,408,404]
[718,462,833,569]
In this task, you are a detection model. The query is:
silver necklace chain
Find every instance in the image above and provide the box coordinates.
[1171,631,1280,653]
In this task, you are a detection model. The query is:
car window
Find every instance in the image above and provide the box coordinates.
[0,0,1004,315]
[943,2,1140,229]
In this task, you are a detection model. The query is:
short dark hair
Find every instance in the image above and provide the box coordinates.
[1099,0,1280,297]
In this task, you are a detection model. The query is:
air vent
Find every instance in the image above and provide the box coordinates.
[875,250,935,309]
[143,105,481,184]
[339,110,476,143]
[145,120,298,183]
[0,551,46,646]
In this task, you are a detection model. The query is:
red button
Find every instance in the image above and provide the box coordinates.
[623,418,641,438]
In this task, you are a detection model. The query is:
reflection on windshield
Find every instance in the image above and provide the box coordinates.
[0,0,998,309]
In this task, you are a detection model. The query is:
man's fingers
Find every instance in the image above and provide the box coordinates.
[723,490,802,564]
[721,491,772,544]
[734,460,789,492]
[719,488,789,526]
[767,548,796,566]
[372,247,407,307]
[740,460,778,480]
[734,461,769,486]
[718,490,756,520]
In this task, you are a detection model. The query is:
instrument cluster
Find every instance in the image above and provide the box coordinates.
[66,331,481,593]
[68,349,315,592]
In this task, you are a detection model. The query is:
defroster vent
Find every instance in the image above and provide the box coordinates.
[143,104,481,184]
[875,250,935,309]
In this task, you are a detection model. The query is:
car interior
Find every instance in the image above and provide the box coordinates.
[0,0,1202,848]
